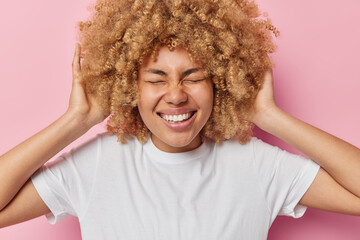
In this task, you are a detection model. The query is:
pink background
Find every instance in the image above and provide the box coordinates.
[0,0,359,239]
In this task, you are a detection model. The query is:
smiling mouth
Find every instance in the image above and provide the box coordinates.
[158,111,196,123]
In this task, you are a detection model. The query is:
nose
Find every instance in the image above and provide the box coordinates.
[163,84,188,105]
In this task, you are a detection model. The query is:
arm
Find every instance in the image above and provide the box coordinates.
[249,70,360,215]
[0,44,107,225]
[0,180,50,228]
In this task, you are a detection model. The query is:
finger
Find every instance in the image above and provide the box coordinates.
[263,69,275,96]
[263,69,273,85]
[72,43,81,80]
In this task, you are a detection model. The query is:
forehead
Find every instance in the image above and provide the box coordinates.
[139,46,203,72]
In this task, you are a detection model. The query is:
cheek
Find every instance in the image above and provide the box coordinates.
[138,86,161,115]
[192,85,214,113]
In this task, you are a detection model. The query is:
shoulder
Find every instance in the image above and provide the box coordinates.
[212,137,283,166]
[51,133,142,166]
[214,137,266,153]
[210,137,259,162]
[73,132,140,153]
[45,133,143,171]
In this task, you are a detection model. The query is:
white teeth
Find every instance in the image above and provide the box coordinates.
[161,113,192,123]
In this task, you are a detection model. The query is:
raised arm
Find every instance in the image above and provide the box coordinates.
[249,70,360,215]
[0,44,107,227]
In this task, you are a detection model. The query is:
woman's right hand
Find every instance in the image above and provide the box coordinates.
[66,43,108,128]
[0,44,110,224]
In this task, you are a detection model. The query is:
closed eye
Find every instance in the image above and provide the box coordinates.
[146,80,166,85]
[184,79,205,83]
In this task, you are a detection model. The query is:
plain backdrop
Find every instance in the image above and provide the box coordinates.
[0,0,359,239]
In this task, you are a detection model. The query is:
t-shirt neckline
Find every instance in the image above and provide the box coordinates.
[144,135,210,165]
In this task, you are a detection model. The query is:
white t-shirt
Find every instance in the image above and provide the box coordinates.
[31,133,320,240]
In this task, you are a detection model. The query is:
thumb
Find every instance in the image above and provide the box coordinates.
[72,43,82,85]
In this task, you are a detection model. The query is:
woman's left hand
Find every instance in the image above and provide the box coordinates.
[246,69,360,215]
[247,69,278,128]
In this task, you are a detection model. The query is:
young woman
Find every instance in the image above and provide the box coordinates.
[0,0,359,239]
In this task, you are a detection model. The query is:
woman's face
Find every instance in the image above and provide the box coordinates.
[138,46,213,153]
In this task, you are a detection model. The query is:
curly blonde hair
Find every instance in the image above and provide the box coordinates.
[78,0,278,144]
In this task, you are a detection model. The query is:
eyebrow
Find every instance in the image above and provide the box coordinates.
[144,68,202,79]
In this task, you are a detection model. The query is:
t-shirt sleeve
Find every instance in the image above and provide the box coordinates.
[31,135,100,224]
[252,137,320,222]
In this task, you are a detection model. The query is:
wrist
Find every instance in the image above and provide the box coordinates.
[61,110,94,135]
[253,105,284,133]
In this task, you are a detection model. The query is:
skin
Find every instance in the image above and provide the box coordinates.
[250,71,360,214]
[137,46,213,153]
[1,43,360,229]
